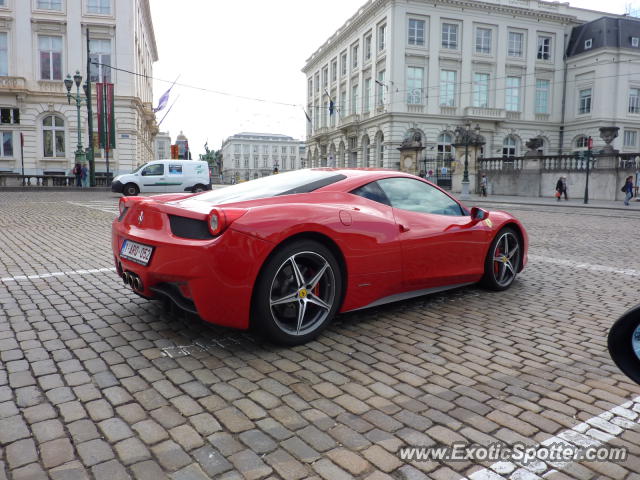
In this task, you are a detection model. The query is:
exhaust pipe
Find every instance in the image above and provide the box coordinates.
[122,272,129,285]
[133,276,143,291]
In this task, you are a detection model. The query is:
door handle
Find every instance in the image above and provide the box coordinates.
[399,224,411,233]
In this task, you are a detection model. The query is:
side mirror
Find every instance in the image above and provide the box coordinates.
[470,207,489,221]
[608,305,640,385]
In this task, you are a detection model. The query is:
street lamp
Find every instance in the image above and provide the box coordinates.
[454,122,483,200]
[64,70,88,168]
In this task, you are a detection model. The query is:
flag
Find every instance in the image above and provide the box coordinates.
[329,100,335,116]
[153,76,179,113]
[96,82,116,151]
[303,108,311,123]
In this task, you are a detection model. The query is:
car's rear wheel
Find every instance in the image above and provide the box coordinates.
[481,227,521,291]
[123,183,139,196]
[253,240,342,345]
[193,184,206,193]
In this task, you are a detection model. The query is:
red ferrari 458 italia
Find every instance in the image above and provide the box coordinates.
[113,169,528,345]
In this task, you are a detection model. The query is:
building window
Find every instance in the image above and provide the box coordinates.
[340,52,347,76]
[584,39,592,49]
[39,36,62,80]
[503,136,517,157]
[0,131,12,157]
[307,78,313,98]
[340,88,346,116]
[0,33,7,76]
[351,44,359,69]
[377,70,386,105]
[244,157,249,168]
[351,84,358,114]
[629,87,640,113]
[364,34,372,61]
[472,73,489,108]
[89,38,111,82]
[575,136,588,149]
[378,23,386,52]
[535,79,550,114]
[537,36,551,60]
[505,77,521,112]
[314,73,319,92]
[624,130,638,148]
[578,88,592,114]
[37,0,63,10]
[475,28,492,54]
[437,133,454,160]
[234,144,240,153]
[87,0,110,14]
[0,108,19,124]
[508,32,523,57]
[364,78,372,113]
[440,70,456,107]
[42,115,65,158]
[442,23,458,49]
[408,19,425,46]
[322,66,328,88]
[406,66,423,105]
[331,59,337,82]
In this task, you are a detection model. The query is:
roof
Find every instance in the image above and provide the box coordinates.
[567,16,640,56]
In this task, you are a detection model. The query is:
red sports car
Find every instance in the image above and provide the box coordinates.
[113,169,527,345]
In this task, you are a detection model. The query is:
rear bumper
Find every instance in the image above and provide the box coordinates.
[112,218,273,330]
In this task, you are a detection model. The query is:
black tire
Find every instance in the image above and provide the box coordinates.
[193,184,206,193]
[123,183,139,196]
[480,227,522,291]
[608,305,640,385]
[252,240,342,345]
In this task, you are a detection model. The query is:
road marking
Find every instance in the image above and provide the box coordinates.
[1,267,116,283]
[530,255,640,277]
[468,395,640,479]
[67,200,119,214]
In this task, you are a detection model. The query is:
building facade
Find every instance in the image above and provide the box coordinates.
[0,0,158,176]
[221,132,305,184]
[154,130,171,160]
[302,0,640,188]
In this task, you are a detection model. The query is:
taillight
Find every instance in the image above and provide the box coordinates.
[119,198,127,214]
[207,208,247,236]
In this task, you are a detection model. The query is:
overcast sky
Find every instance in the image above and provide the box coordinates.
[148,0,634,156]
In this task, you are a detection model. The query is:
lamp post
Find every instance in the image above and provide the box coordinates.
[64,70,88,168]
[455,122,483,200]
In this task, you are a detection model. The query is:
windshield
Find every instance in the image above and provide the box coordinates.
[132,163,148,174]
[194,169,347,205]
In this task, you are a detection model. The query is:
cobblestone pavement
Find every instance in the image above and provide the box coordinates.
[1,191,640,480]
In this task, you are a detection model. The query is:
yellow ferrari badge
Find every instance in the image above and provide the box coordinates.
[484,219,493,228]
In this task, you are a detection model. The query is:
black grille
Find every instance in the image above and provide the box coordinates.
[169,215,214,240]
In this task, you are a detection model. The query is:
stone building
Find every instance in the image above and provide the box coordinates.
[0,0,158,176]
[221,132,305,184]
[302,0,640,192]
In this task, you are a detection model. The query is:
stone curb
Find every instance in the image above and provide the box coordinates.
[470,197,640,212]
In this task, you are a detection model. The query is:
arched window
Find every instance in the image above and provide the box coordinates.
[437,133,454,160]
[362,136,370,167]
[502,136,518,157]
[42,115,65,158]
[376,133,384,167]
[575,136,588,149]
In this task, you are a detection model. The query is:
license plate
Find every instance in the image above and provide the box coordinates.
[120,240,154,266]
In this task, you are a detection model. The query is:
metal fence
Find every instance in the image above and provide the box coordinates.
[422,156,454,190]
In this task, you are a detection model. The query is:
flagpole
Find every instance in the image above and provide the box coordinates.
[158,94,180,127]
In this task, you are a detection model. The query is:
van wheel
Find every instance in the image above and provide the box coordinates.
[123,183,139,196]
[193,184,206,193]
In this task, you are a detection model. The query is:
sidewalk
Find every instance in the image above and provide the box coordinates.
[466,194,640,211]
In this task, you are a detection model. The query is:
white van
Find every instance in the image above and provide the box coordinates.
[111,160,211,196]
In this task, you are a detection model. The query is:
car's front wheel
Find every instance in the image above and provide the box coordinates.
[481,227,522,291]
[123,183,139,196]
[253,240,342,345]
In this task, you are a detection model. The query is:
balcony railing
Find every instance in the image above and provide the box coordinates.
[440,106,457,116]
[478,153,640,172]
[464,107,506,120]
[407,104,424,113]
[0,76,26,91]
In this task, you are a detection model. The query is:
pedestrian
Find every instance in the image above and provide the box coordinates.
[622,175,634,206]
[81,163,89,188]
[480,173,488,197]
[72,163,82,187]
[555,176,568,201]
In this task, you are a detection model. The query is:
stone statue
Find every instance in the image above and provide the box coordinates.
[400,130,422,148]
[524,137,543,157]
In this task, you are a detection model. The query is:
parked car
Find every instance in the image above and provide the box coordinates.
[111,159,211,196]
[112,169,528,345]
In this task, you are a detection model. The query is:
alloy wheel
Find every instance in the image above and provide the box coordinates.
[492,231,520,288]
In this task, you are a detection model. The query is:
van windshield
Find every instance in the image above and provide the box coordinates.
[132,163,148,174]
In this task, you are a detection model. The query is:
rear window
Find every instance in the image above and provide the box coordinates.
[194,170,347,205]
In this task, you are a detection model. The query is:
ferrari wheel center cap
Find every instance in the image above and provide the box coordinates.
[298,289,308,299]
[502,256,508,263]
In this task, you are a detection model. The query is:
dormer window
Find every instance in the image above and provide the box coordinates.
[632,37,640,47]
[584,39,592,49]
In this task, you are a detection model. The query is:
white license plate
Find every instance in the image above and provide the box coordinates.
[120,240,154,266]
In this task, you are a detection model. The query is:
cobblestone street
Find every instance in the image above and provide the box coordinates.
[1,191,639,480]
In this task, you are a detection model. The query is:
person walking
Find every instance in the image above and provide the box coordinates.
[555,176,568,201]
[623,175,634,206]
[72,163,82,187]
[81,163,89,188]
[480,174,488,197]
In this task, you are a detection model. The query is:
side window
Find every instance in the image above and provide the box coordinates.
[142,164,164,176]
[377,177,464,216]
[350,181,391,206]
[168,164,183,175]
